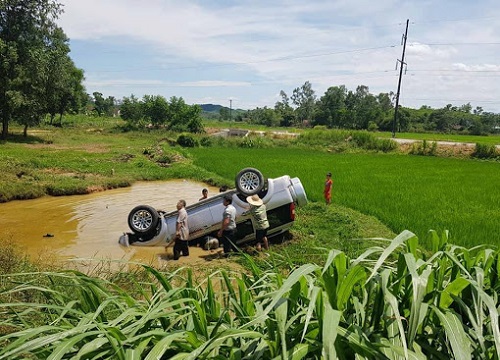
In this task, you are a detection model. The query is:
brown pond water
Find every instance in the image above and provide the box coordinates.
[0,181,221,269]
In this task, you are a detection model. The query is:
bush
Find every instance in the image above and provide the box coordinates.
[199,137,212,147]
[177,134,199,148]
[410,140,438,156]
[367,121,379,132]
[472,143,498,159]
[239,137,254,148]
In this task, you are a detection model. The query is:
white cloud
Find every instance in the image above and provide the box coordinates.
[58,0,500,111]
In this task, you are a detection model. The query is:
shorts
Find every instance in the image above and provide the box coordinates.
[255,229,268,243]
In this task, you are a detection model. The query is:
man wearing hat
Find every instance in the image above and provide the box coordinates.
[246,194,269,251]
[324,172,333,205]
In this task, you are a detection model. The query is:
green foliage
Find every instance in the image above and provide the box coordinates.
[0,231,498,358]
[297,129,397,152]
[409,139,438,156]
[177,133,199,148]
[239,137,255,148]
[472,143,499,159]
[119,95,204,133]
[0,0,84,138]
[367,120,378,131]
[199,136,212,147]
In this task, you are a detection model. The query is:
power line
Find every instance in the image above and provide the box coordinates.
[84,45,398,74]
[411,42,500,46]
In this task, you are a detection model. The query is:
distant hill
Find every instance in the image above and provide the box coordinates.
[198,104,245,113]
[199,104,223,112]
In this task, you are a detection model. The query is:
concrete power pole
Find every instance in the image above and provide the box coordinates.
[392,19,409,138]
[229,99,233,121]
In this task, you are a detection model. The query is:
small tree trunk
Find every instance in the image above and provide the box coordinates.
[23,124,28,137]
[1,118,7,140]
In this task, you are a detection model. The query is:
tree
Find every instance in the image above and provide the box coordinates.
[314,85,347,128]
[120,95,143,123]
[246,107,279,127]
[0,0,67,138]
[219,107,230,121]
[42,28,86,125]
[274,90,295,127]
[142,95,169,126]
[92,92,115,117]
[291,81,316,124]
[167,96,203,133]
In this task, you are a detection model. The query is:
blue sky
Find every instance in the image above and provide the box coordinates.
[58,0,500,112]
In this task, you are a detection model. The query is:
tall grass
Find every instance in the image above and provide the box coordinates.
[0,231,498,358]
[187,147,500,248]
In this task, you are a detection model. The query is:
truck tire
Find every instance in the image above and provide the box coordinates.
[128,205,159,234]
[235,168,264,195]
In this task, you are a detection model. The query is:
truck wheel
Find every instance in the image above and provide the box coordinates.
[128,205,159,234]
[235,168,264,195]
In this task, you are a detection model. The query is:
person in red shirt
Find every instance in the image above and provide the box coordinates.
[324,172,333,205]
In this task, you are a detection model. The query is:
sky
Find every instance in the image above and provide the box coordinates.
[57,0,500,112]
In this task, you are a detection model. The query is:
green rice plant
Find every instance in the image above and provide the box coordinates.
[0,231,498,359]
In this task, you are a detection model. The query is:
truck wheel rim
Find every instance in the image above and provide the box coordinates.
[239,172,260,192]
[131,210,153,231]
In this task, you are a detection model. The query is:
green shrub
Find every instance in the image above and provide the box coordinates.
[199,136,212,147]
[177,134,199,148]
[367,121,379,132]
[239,137,255,148]
[351,131,397,152]
[472,143,498,159]
[410,140,438,156]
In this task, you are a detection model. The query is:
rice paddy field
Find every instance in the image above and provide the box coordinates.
[188,147,500,249]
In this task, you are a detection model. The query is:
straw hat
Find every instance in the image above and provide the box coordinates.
[246,194,263,206]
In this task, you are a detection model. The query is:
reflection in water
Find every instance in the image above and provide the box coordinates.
[0,181,220,267]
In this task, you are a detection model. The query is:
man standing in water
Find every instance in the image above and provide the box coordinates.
[217,194,237,255]
[173,199,189,260]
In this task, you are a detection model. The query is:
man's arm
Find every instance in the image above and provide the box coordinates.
[217,217,230,237]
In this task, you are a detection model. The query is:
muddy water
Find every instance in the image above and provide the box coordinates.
[0,181,221,268]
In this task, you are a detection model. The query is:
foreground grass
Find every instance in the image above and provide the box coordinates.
[0,231,498,359]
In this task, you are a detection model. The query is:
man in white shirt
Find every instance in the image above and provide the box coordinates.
[217,194,237,255]
[173,199,189,260]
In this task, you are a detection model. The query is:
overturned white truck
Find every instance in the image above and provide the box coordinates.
[119,168,308,248]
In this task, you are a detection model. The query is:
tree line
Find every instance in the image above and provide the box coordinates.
[236,81,500,135]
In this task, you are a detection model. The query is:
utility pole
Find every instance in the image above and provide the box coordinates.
[229,99,232,121]
[392,19,409,138]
